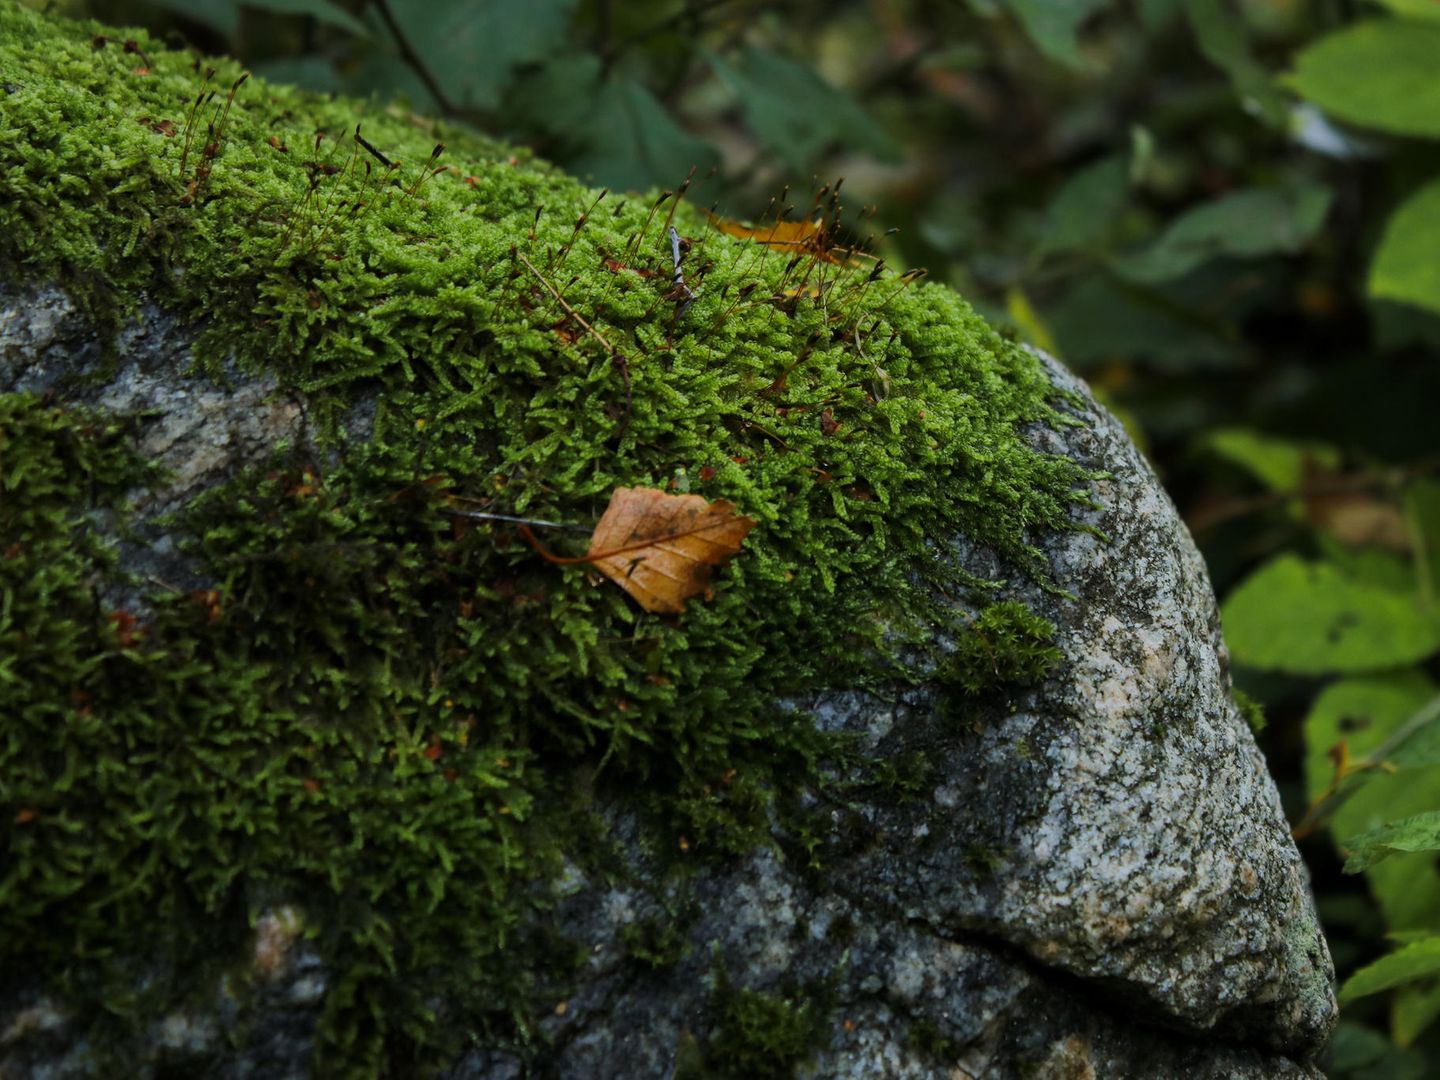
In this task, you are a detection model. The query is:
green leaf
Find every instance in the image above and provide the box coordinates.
[1340,936,1440,1002]
[1304,674,1435,802]
[1377,0,1440,22]
[1326,1021,1391,1072]
[706,48,899,170]
[1376,693,1440,768]
[1004,286,1059,355]
[1184,0,1287,126]
[1303,674,1440,934]
[342,47,439,111]
[1344,812,1440,872]
[569,76,720,193]
[1317,540,1421,594]
[1202,427,1340,493]
[388,0,578,110]
[242,0,370,37]
[1045,275,1241,371]
[142,0,241,39]
[1003,0,1113,71]
[1285,19,1440,139]
[1222,555,1440,674]
[1112,185,1333,283]
[252,55,344,94]
[1034,154,1130,258]
[1371,178,1440,316]
[1407,479,1440,607]
[506,54,603,141]
[508,58,718,191]
[1394,981,1440,1047]
[1128,124,1156,184]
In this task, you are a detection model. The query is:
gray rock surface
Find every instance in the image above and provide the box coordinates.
[0,278,1336,1078]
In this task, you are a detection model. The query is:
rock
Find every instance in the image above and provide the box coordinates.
[466,346,1339,1079]
[0,6,1335,1078]
[0,277,1334,1078]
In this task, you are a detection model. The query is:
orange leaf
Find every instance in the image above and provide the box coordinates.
[712,215,822,248]
[525,487,755,614]
[707,212,850,264]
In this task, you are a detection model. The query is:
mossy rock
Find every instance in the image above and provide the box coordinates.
[0,4,1334,1079]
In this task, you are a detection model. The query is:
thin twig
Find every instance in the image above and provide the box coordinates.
[516,250,631,436]
[516,250,617,357]
[373,0,461,117]
[442,507,591,533]
[1188,458,1440,534]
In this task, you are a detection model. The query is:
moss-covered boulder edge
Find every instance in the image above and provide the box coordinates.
[0,3,1099,1074]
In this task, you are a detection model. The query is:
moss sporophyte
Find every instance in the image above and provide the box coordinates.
[0,2,1097,1074]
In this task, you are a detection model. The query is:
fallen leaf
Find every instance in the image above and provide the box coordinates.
[710,213,820,249]
[524,487,755,614]
[707,212,850,264]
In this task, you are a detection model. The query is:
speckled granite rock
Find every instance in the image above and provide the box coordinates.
[492,349,1338,1078]
[0,278,1335,1078]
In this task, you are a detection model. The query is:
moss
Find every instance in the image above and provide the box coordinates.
[1235,686,1267,734]
[965,843,1007,878]
[941,600,1065,696]
[908,1017,957,1059]
[621,911,692,970]
[682,966,832,1079]
[0,3,1099,1076]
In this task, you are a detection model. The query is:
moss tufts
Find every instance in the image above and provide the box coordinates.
[941,600,1065,695]
[0,3,1098,1075]
[683,966,832,1079]
[1234,686,1267,734]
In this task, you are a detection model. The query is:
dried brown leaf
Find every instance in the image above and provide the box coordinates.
[706,212,851,265]
[525,487,755,614]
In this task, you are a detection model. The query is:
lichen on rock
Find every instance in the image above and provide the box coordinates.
[0,3,1334,1077]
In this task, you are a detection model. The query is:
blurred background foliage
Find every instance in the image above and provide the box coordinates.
[34,0,1440,1073]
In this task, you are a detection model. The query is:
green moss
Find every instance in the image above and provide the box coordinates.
[908,1017,957,1059]
[681,966,832,1079]
[621,913,692,970]
[941,600,1065,695]
[1235,686,1268,734]
[965,842,1007,877]
[0,3,1098,1076]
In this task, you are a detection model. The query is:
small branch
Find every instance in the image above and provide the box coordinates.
[515,251,631,437]
[442,506,591,533]
[516,250,617,357]
[1187,458,1440,535]
[373,0,462,118]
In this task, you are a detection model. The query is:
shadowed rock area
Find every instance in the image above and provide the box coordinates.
[1,277,1334,1078]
